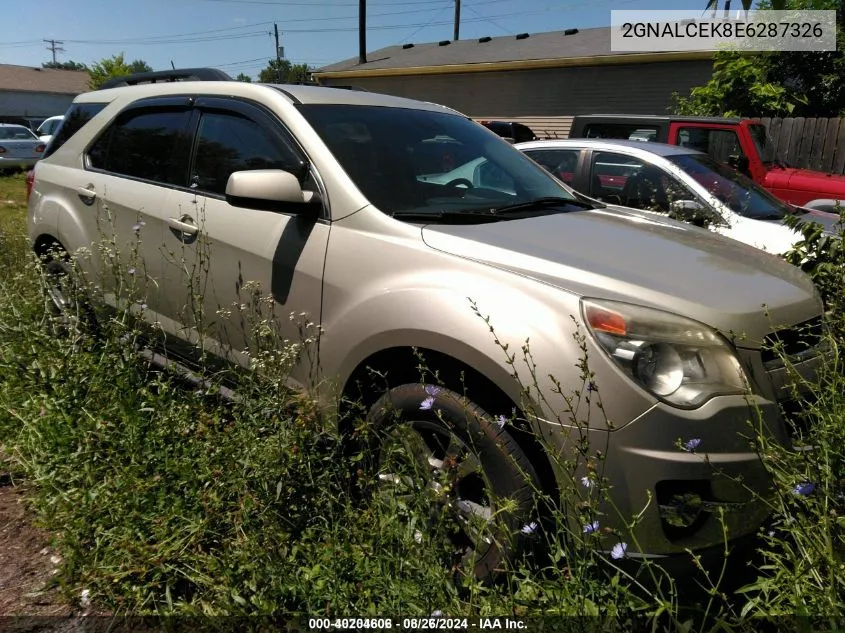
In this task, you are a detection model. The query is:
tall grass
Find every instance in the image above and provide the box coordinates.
[1,173,844,628]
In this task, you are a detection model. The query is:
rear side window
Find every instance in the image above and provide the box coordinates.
[43,103,107,159]
[88,109,192,185]
[676,127,744,164]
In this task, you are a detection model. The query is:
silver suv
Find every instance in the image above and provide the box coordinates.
[27,69,824,577]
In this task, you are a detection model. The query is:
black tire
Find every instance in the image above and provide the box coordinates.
[363,383,540,579]
[41,249,97,338]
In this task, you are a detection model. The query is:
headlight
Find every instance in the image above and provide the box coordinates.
[581,298,749,409]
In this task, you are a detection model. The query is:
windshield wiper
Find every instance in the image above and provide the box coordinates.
[390,210,508,224]
[485,196,598,215]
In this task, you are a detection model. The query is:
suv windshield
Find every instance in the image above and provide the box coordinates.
[668,153,792,220]
[297,104,575,219]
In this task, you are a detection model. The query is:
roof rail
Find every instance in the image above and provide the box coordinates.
[98,68,233,90]
[326,85,370,92]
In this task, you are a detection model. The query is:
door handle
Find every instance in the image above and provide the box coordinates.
[76,185,97,206]
[167,215,199,244]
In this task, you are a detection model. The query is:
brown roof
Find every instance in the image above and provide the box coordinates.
[0,64,90,95]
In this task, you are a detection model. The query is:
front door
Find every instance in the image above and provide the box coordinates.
[160,99,329,388]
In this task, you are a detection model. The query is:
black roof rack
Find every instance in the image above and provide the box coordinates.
[98,68,233,90]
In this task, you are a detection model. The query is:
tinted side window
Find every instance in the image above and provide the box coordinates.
[523,149,580,184]
[592,151,694,213]
[582,123,659,140]
[192,112,301,196]
[88,109,192,185]
[676,127,744,164]
[44,103,107,159]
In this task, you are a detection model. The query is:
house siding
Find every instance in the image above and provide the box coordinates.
[318,60,713,118]
[0,91,75,118]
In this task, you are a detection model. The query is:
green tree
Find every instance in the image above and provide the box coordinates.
[88,53,153,89]
[674,0,843,116]
[42,60,88,71]
[671,51,805,116]
[235,72,252,82]
[258,59,313,84]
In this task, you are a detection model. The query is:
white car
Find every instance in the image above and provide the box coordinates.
[515,139,840,254]
[36,115,65,145]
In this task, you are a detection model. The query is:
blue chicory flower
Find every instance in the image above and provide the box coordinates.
[792,482,816,496]
[611,542,628,560]
[683,438,702,452]
[520,521,539,535]
[583,520,599,534]
[580,475,592,488]
[424,385,441,396]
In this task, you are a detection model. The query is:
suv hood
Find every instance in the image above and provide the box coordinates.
[766,166,845,198]
[421,207,820,346]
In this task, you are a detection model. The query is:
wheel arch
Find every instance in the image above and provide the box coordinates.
[339,344,559,500]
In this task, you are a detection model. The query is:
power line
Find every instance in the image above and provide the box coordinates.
[62,5,564,45]
[61,1,480,46]
[43,39,65,64]
[463,3,513,36]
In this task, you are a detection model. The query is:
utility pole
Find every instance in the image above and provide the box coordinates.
[43,39,65,64]
[274,23,283,82]
[454,0,461,41]
[358,0,367,64]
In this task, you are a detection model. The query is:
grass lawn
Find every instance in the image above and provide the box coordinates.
[0,171,28,233]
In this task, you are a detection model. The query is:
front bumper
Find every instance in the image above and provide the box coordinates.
[540,393,785,561]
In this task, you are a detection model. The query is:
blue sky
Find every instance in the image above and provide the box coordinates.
[5,0,711,78]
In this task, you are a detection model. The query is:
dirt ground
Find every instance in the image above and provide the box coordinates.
[0,471,71,618]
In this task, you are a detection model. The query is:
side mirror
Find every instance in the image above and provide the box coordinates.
[225,169,320,214]
[670,199,705,215]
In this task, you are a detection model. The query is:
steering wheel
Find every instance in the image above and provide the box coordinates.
[445,178,474,189]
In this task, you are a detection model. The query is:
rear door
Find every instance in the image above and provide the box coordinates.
[81,98,195,321]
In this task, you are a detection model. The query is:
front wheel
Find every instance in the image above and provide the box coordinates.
[364,383,540,579]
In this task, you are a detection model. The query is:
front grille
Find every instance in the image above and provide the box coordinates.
[761,316,823,365]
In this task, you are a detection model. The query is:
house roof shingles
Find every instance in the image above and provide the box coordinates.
[317,27,652,74]
[0,64,90,95]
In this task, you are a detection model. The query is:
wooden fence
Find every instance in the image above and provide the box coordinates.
[759,117,845,176]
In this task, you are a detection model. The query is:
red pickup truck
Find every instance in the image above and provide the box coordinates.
[569,115,845,213]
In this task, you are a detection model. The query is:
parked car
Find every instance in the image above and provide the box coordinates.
[36,115,65,145]
[0,124,46,172]
[28,68,825,578]
[515,138,840,254]
[479,120,538,143]
[569,114,845,213]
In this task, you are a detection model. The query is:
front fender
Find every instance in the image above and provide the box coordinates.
[319,272,653,431]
